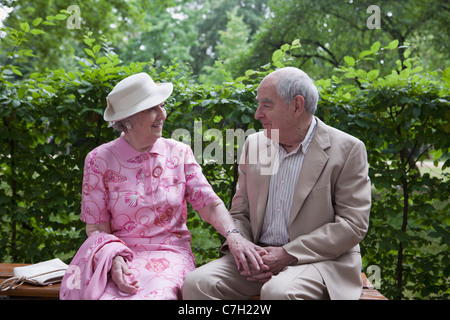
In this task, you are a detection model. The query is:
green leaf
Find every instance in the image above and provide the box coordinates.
[84,48,96,58]
[388,39,399,50]
[443,67,450,79]
[368,69,380,81]
[341,92,351,100]
[430,149,443,161]
[359,50,373,59]
[17,87,27,99]
[245,69,254,77]
[370,41,381,53]
[83,37,94,47]
[357,69,367,79]
[19,22,30,33]
[241,114,251,123]
[42,21,56,26]
[344,56,355,66]
[411,66,423,74]
[93,44,101,53]
[272,49,284,62]
[30,29,45,35]
[67,71,77,80]
[412,106,421,117]
[273,60,285,68]
[54,14,67,20]
[403,48,411,59]
[96,57,110,64]
[11,67,23,76]
[280,44,290,51]
[32,18,43,27]
[291,39,301,47]
[201,99,212,107]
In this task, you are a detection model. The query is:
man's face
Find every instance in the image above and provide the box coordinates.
[255,79,295,144]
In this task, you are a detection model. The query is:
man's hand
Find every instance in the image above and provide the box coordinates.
[241,246,297,283]
[111,255,139,294]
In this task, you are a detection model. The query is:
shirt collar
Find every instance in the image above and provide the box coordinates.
[116,132,166,162]
[299,116,317,155]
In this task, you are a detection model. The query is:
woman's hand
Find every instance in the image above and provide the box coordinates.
[241,246,297,283]
[110,256,139,294]
[226,233,268,274]
[196,200,269,274]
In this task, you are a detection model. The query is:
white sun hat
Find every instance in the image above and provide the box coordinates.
[104,72,173,121]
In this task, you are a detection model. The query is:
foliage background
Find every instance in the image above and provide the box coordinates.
[0,0,448,299]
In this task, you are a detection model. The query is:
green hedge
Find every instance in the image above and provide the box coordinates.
[1,15,448,299]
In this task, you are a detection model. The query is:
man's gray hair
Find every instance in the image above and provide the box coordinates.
[273,67,319,115]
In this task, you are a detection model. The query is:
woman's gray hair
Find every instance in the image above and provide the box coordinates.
[109,114,138,132]
[273,67,319,115]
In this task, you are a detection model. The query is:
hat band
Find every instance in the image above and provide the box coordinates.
[108,81,157,115]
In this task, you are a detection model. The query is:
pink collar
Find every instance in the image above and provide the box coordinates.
[115,132,166,162]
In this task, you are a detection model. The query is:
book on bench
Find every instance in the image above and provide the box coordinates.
[0,258,68,291]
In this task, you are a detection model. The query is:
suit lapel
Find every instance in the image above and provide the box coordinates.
[289,118,331,224]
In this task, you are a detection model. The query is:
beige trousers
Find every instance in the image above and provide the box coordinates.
[182,254,329,300]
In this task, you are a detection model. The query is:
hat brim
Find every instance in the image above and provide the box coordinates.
[104,82,173,122]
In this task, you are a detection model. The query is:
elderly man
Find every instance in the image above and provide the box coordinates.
[182,67,371,300]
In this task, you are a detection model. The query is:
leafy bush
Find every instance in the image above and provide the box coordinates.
[1,14,448,299]
[315,41,450,299]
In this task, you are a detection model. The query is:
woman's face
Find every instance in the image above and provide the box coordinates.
[126,103,167,151]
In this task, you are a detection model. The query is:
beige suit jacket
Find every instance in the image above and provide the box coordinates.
[229,117,371,299]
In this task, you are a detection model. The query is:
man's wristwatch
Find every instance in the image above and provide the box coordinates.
[225,229,243,237]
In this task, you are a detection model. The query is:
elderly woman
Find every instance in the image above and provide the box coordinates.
[60,73,263,300]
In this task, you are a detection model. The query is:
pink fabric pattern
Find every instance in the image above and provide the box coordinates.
[60,232,134,300]
[63,134,219,300]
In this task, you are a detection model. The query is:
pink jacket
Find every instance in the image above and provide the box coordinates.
[60,232,133,300]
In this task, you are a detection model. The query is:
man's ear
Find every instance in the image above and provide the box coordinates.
[293,95,305,116]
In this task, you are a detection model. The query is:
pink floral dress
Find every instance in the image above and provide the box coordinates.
[80,133,219,299]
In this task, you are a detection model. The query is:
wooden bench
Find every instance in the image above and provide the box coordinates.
[359,272,388,300]
[0,263,386,300]
[249,272,387,300]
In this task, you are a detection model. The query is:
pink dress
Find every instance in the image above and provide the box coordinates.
[79,134,219,299]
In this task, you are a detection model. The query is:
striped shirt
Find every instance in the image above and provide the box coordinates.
[258,117,317,246]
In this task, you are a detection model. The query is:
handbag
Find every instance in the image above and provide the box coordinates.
[0,258,68,291]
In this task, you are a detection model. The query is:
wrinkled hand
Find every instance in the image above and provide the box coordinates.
[111,255,139,294]
[226,233,268,274]
[241,246,297,283]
